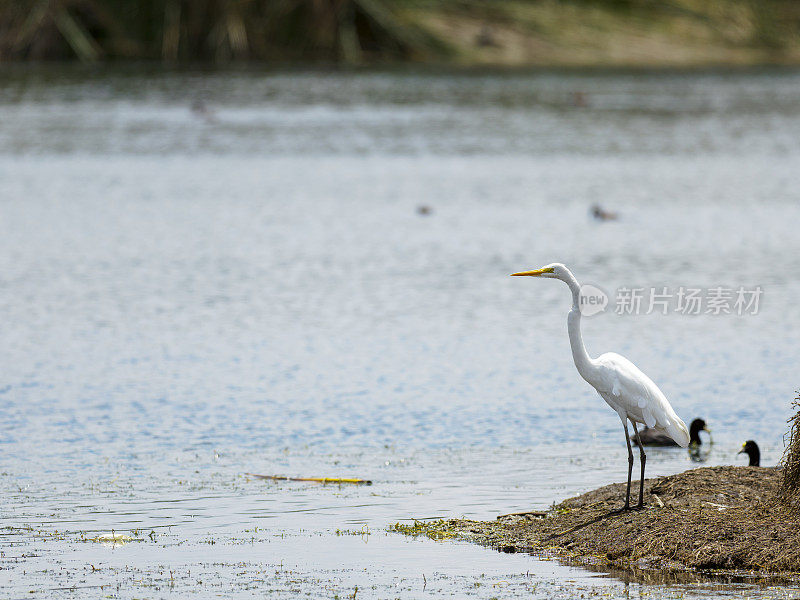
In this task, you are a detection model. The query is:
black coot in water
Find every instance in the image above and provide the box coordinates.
[738,440,760,466]
[633,418,709,447]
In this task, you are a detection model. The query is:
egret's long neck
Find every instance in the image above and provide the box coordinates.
[563,272,595,379]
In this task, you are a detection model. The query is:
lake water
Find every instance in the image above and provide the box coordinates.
[1,67,799,598]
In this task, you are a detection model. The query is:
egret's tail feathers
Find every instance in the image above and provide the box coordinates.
[665,416,690,448]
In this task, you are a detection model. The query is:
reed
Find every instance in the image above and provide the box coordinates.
[781,393,800,503]
[1,1,800,64]
[0,0,444,62]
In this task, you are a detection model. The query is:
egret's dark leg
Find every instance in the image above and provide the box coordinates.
[631,421,646,509]
[621,419,633,511]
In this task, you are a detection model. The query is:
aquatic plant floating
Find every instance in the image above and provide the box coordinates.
[246,473,372,485]
[92,532,133,544]
[512,263,690,511]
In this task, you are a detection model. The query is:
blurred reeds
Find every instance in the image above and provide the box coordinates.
[1,0,800,65]
[0,0,443,63]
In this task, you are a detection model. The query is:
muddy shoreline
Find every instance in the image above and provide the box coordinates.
[394,466,800,581]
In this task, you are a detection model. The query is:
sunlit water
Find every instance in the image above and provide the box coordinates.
[1,67,799,598]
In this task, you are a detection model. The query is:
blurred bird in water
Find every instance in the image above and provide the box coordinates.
[634,418,710,447]
[738,440,760,466]
[570,91,589,107]
[512,263,689,511]
[590,204,618,221]
[191,98,217,123]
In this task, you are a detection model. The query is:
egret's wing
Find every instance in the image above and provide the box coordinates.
[594,352,690,447]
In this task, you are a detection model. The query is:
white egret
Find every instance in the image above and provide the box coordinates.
[738,440,760,466]
[512,263,690,511]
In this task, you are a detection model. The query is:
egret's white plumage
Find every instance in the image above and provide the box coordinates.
[592,352,689,446]
[512,263,689,510]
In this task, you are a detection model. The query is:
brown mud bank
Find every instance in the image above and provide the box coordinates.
[394,466,800,579]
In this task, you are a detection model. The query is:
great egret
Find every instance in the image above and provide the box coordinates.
[738,440,760,466]
[512,263,690,511]
[635,418,710,447]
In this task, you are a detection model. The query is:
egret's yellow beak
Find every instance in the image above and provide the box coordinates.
[511,267,554,277]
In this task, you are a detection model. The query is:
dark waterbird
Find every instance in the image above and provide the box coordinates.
[590,204,618,221]
[633,418,710,447]
[738,440,760,466]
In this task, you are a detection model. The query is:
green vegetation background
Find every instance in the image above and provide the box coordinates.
[2,0,800,66]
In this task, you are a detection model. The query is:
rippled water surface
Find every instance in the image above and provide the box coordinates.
[1,67,799,598]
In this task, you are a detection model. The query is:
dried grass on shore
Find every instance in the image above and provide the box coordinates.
[403,466,800,575]
[781,394,800,505]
